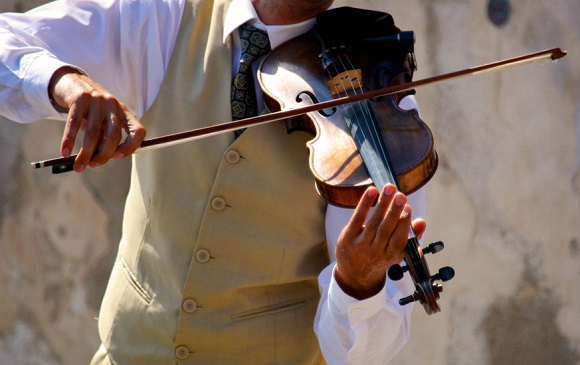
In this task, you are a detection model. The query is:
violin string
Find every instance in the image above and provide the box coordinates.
[340,54,394,189]
[332,54,370,172]
[331,54,383,189]
[322,58,334,83]
[349,55,396,187]
[324,55,367,157]
[329,52,406,198]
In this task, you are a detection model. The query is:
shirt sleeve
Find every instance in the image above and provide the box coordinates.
[315,95,425,364]
[0,0,185,123]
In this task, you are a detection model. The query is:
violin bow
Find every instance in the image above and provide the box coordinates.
[31,47,566,174]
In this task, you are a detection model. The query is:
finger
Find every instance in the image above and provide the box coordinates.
[342,187,378,240]
[90,101,123,167]
[412,218,427,240]
[75,98,105,172]
[362,184,397,240]
[113,112,146,159]
[60,101,86,158]
[385,204,413,256]
[375,192,407,246]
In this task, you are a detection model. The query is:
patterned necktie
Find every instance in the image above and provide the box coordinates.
[231,23,271,137]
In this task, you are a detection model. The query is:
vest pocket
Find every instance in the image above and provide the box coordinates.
[231,298,307,322]
[121,257,153,305]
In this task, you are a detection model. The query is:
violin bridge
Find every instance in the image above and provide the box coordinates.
[327,69,363,96]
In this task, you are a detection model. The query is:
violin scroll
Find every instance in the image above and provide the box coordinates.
[388,239,455,314]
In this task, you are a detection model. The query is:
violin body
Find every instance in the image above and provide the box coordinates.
[259,13,437,208]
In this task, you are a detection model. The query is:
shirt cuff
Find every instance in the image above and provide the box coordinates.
[22,54,84,115]
[329,265,395,324]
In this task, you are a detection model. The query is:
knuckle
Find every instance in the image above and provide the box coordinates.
[86,123,102,138]
[365,219,377,230]
[67,110,82,124]
[121,113,145,135]
[77,91,93,104]
[132,125,147,140]
[109,129,123,141]
[101,93,117,105]
[66,117,78,128]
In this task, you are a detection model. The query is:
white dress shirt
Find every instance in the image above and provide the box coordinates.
[0,0,422,363]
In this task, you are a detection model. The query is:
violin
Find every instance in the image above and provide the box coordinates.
[260,6,451,314]
[30,7,566,314]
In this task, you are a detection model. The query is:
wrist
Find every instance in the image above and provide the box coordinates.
[334,267,386,300]
[48,66,82,113]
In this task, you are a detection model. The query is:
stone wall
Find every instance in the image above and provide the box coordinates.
[0,0,578,364]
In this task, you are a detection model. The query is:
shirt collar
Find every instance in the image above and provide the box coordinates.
[223,0,319,50]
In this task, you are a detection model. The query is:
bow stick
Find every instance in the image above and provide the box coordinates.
[31,47,567,174]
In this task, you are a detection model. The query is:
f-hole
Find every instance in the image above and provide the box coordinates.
[296,91,337,117]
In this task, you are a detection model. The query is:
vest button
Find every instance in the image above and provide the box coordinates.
[195,249,211,263]
[182,298,197,313]
[211,197,226,211]
[225,150,241,164]
[174,345,190,360]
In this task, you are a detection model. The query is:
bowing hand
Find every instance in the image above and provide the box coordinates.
[49,66,146,172]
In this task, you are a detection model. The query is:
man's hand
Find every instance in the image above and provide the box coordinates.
[334,184,427,300]
[49,67,146,172]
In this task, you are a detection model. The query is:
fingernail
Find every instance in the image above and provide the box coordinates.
[401,205,411,219]
[395,194,406,206]
[62,147,70,157]
[384,184,396,196]
[113,152,124,159]
[74,164,85,173]
[366,187,378,199]
[89,162,100,168]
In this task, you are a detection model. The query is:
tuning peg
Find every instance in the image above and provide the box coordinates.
[430,266,455,282]
[399,292,418,306]
[399,281,445,308]
[423,241,444,254]
[387,264,409,281]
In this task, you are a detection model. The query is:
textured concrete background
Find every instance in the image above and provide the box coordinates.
[0,0,578,364]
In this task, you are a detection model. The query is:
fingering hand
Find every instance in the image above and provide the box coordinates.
[334,184,426,300]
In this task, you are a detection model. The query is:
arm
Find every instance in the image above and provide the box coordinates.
[315,96,426,364]
[0,0,184,170]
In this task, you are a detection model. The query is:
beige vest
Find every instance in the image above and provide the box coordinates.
[91,0,328,364]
